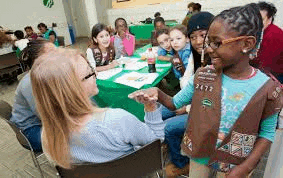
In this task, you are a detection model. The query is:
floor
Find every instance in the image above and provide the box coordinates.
[0,37,270,178]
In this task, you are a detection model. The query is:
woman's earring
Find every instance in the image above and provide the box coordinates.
[242,49,247,53]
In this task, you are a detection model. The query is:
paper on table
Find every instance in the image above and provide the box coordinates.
[97,68,123,80]
[114,72,159,89]
[124,61,147,70]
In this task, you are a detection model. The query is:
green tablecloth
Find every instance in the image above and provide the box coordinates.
[129,21,178,40]
[93,44,172,121]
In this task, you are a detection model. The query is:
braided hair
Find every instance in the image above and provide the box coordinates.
[214,3,263,48]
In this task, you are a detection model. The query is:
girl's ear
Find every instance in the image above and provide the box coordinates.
[93,37,97,44]
[242,36,256,53]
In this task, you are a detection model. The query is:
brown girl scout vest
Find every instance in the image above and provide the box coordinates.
[91,45,115,66]
[181,66,282,172]
[172,53,186,76]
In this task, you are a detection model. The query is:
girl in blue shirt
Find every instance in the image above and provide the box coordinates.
[169,25,192,81]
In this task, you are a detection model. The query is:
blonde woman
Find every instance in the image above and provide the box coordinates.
[30,48,164,169]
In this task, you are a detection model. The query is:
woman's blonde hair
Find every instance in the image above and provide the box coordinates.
[30,48,96,169]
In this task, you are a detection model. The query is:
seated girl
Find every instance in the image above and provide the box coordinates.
[156,28,174,61]
[86,23,118,71]
[111,18,135,59]
[30,48,165,168]
[24,26,38,40]
[169,25,194,89]
[13,30,29,51]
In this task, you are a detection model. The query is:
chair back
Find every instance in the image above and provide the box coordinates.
[0,100,31,149]
[56,139,163,178]
[0,100,12,120]
[57,36,65,47]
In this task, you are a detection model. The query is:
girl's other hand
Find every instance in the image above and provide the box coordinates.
[175,106,187,115]
[118,29,126,39]
[110,60,119,68]
[226,165,250,178]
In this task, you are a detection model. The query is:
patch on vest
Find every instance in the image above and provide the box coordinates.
[195,84,214,92]
[210,161,236,173]
[201,98,213,107]
[197,67,218,83]
[218,131,256,158]
[183,135,192,151]
[270,86,281,99]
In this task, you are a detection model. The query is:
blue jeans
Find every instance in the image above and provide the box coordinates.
[277,74,283,84]
[22,125,42,152]
[162,106,190,168]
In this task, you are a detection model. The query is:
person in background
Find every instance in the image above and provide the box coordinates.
[250,2,283,83]
[30,48,165,169]
[156,27,174,62]
[182,2,197,28]
[181,12,214,86]
[186,2,195,16]
[37,23,59,47]
[151,17,166,46]
[24,26,38,40]
[155,27,180,96]
[111,18,135,59]
[154,12,161,18]
[86,23,118,71]
[13,30,29,51]
[192,3,201,13]
[129,3,282,178]
[0,29,12,48]
[169,25,193,88]
[10,40,55,152]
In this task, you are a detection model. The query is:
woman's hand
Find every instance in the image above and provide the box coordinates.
[128,88,159,112]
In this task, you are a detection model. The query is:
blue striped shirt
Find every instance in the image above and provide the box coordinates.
[70,106,165,163]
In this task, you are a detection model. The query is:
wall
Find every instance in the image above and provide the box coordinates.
[64,0,90,37]
[106,0,283,29]
[95,0,112,25]
[0,0,71,46]
[112,0,183,9]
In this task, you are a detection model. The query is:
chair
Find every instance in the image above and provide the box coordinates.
[56,139,164,178]
[0,100,44,178]
[57,36,65,47]
[16,48,29,72]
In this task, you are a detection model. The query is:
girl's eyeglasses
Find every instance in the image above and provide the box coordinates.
[204,36,247,50]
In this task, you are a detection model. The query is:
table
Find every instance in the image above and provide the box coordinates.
[93,44,172,121]
[129,20,178,40]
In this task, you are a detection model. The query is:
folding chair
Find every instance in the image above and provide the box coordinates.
[56,139,164,178]
[15,48,28,72]
[57,36,65,47]
[0,100,44,178]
